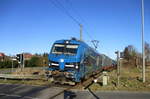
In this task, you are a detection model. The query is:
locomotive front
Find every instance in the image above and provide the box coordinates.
[47,39,83,84]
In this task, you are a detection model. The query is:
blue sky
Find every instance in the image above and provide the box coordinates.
[0,0,150,59]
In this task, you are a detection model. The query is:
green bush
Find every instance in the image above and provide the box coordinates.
[0,53,49,68]
[0,60,18,68]
[26,56,41,67]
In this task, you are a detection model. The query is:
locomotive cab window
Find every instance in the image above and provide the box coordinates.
[52,44,78,55]
[65,45,78,55]
[52,44,64,54]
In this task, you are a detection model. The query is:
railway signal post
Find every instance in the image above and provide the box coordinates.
[16,54,24,72]
[11,58,16,72]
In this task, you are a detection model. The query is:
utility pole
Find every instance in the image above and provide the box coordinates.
[141,0,145,83]
[80,24,83,41]
[115,51,120,86]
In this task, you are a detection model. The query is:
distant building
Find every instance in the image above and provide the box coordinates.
[0,53,5,61]
[23,53,33,60]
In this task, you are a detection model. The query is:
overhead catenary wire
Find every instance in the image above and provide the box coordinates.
[49,0,97,47]
[49,0,80,25]
[49,0,84,41]
[64,0,98,49]
[64,0,95,40]
[64,0,85,24]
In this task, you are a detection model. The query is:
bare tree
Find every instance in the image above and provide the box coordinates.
[145,42,150,65]
[123,45,138,66]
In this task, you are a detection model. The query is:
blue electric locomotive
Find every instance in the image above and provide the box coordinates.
[47,38,115,84]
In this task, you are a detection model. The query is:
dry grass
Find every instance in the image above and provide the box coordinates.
[0,79,51,86]
[1,67,150,92]
[12,68,46,76]
[0,68,50,86]
[90,66,150,92]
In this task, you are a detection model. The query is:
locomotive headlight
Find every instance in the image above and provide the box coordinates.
[60,59,64,63]
[75,65,78,69]
[49,62,51,66]
[65,40,69,44]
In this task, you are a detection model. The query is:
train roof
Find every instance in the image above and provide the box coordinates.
[54,38,97,49]
[54,39,83,45]
[54,39,93,50]
[53,38,115,61]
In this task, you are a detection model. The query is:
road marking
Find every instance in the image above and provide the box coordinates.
[0,93,39,99]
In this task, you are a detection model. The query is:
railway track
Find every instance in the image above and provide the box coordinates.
[47,66,117,99]
[48,71,104,99]
[0,67,115,99]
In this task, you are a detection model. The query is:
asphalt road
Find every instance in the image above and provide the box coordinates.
[0,84,150,99]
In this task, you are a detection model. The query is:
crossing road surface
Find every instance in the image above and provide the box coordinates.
[0,84,150,99]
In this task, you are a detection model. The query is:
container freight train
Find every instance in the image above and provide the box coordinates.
[47,38,116,85]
